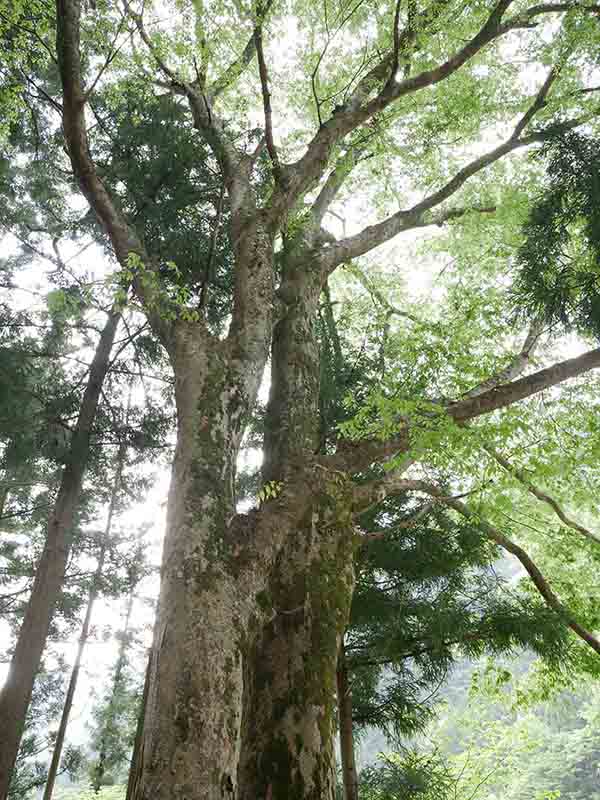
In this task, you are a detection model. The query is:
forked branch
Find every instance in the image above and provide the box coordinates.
[463,317,545,398]
[328,345,600,473]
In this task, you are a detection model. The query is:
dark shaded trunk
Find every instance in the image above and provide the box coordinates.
[0,483,8,520]
[42,438,126,800]
[0,309,120,800]
[125,647,152,800]
[337,646,359,800]
[237,496,355,800]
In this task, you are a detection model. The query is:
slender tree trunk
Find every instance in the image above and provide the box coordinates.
[42,438,127,800]
[0,309,121,800]
[337,646,359,800]
[0,483,8,520]
[92,585,136,793]
[125,647,152,800]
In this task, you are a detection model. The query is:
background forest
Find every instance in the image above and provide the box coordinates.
[1,0,600,799]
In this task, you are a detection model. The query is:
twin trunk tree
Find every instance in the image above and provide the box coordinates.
[3,0,598,798]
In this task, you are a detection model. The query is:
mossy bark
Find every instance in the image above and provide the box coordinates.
[133,238,356,799]
[237,261,356,800]
[238,487,355,800]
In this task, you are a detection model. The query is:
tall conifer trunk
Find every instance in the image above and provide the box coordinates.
[43,435,126,800]
[0,309,121,800]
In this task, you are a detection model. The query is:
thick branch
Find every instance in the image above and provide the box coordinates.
[56,0,170,343]
[328,346,600,473]
[447,346,600,422]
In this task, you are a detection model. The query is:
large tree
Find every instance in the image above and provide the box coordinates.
[4,0,600,798]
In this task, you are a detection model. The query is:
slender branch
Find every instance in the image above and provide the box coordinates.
[254,22,280,177]
[127,2,237,177]
[387,0,404,88]
[486,446,600,546]
[83,11,128,102]
[208,0,275,101]
[199,181,226,309]
[417,483,600,655]
[209,36,257,101]
[511,61,562,140]
[311,144,367,224]
[462,316,545,398]
[361,500,437,539]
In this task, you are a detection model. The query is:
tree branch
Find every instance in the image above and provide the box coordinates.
[127,2,238,179]
[486,446,600,546]
[208,0,275,101]
[415,483,600,655]
[462,316,545,398]
[326,346,600,473]
[56,0,170,344]
[277,0,600,219]
[447,346,600,422]
[254,22,280,178]
[511,61,562,140]
[319,93,588,273]
[311,142,371,225]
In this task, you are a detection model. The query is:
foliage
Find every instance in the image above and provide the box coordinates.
[358,749,456,800]
[514,132,600,337]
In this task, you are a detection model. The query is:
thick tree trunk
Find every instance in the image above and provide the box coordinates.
[131,307,271,798]
[43,438,126,800]
[237,274,355,800]
[337,646,359,800]
[0,310,120,800]
[130,229,355,800]
[237,496,355,800]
